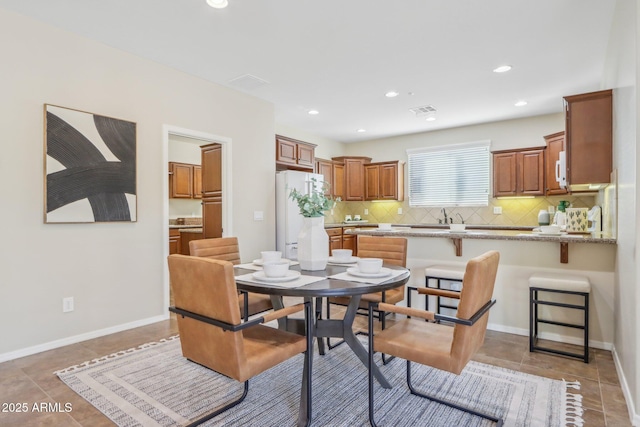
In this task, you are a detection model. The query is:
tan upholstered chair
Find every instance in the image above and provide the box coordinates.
[368,250,501,426]
[168,254,312,426]
[189,237,273,319]
[326,235,408,335]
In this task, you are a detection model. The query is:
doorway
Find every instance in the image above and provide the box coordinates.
[162,125,233,315]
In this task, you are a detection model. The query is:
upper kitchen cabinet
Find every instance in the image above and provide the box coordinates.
[332,156,372,201]
[315,158,345,199]
[276,135,316,171]
[543,131,568,196]
[169,162,201,199]
[364,161,405,201]
[564,89,612,190]
[493,148,545,197]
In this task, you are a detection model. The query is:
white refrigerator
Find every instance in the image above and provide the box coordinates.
[276,170,324,260]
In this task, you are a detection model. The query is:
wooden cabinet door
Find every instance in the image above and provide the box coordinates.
[297,143,315,168]
[169,162,193,198]
[544,132,568,195]
[364,164,380,200]
[276,137,297,165]
[565,90,612,187]
[344,158,366,201]
[316,159,333,196]
[333,162,345,200]
[519,150,544,195]
[201,144,223,238]
[493,153,517,197]
[342,228,357,253]
[169,229,181,255]
[379,163,400,200]
[192,165,202,199]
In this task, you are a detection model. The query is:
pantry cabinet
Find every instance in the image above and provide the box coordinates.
[493,148,545,197]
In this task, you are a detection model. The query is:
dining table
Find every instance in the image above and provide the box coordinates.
[233,261,411,390]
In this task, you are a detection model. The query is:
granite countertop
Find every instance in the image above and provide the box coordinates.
[178,227,203,233]
[346,226,616,244]
[168,224,202,229]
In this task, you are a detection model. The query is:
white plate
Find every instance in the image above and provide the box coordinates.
[328,256,359,264]
[448,230,468,234]
[252,270,301,282]
[253,258,291,266]
[346,267,393,278]
[533,231,564,236]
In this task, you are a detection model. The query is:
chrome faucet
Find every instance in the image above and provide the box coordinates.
[456,213,465,224]
[441,208,448,224]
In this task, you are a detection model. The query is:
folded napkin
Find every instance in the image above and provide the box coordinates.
[328,269,408,285]
[234,272,325,288]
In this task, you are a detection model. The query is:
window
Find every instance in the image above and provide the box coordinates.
[407,140,490,207]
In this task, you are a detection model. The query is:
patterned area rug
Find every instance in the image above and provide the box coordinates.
[55,336,583,426]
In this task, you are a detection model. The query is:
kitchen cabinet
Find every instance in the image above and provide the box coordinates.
[315,158,345,199]
[332,156,372,201]
[169,162,201,199]
[544,132,568,196]
[201,143,223,238]
[364,161,404,201]
[492,148,545,197]
[169,228,181,255]
[180,229,204,255]
[326,227,343,254]
[342,227,357,253]
[564,89,612,190]
[276,135,316,171]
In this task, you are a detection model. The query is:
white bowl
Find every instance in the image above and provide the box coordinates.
[332,249,353,261]
[377,223,392,230]
[260,251,282,263]
[540,225,561,234]
[449,224,466,232]
[357,258,383,274]
[262,260,290,278]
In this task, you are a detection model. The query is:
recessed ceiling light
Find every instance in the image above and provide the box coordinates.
[206,0,228,8]
[357,129,366,133]
[385,91,399,98]
[493,65,512,73]
[426,116,436,122]
[515,100,528,107]
[308,109,319,115]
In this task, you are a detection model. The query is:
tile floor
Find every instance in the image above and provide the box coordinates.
[0,313,632,426]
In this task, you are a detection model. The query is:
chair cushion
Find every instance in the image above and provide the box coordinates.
[374,319,458,373]
[239,293,273,316]
[425,265,465,281]
[242,325,307,382]
[529,273,590,293]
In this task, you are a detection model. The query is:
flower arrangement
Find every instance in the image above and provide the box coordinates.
[289,178,340,217]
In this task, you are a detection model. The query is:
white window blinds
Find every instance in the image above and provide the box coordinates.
[407,140,490,207]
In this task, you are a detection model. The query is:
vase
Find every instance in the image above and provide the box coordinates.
[297,216,329,271]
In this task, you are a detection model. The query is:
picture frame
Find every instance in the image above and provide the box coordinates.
[44,104,137,223]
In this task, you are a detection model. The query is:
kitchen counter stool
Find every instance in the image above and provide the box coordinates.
[529,273,590,363]
[423,265,465,319]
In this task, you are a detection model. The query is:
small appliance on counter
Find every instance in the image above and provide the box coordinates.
[588,205,602,233]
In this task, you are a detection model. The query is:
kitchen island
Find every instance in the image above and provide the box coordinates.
[343,224,616,352]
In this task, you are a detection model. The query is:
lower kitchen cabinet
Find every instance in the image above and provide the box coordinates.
[342,227,357,253]
[169,228,181,255]
[326,227,342,254]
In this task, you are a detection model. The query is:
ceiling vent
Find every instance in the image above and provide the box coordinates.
[409,105,437,117]
[227,74,270,91]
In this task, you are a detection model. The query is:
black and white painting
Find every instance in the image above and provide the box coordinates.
[45,105,137,223]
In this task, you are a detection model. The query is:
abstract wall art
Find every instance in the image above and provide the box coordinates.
[44,105,137,223]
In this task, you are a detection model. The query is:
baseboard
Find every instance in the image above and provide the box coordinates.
[486,322,612,351]
[0,314,169,363]
[612,345,640,426]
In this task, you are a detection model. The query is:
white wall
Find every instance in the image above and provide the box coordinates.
[0,9,277,359]
[601,0,638,423]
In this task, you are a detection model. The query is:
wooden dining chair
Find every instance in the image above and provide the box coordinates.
[168,254,313,427]
[189,237,273,320]
[326,235,408,349]
[367,250,502,426]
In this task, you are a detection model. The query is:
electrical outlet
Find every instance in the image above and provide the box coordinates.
[493,206,502,215]
[253,211,264,221]
[62,297,74,313]
[398,207,403,215]
[364,209,368,215]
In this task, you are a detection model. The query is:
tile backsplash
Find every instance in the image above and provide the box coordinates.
[325,195,596,227]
